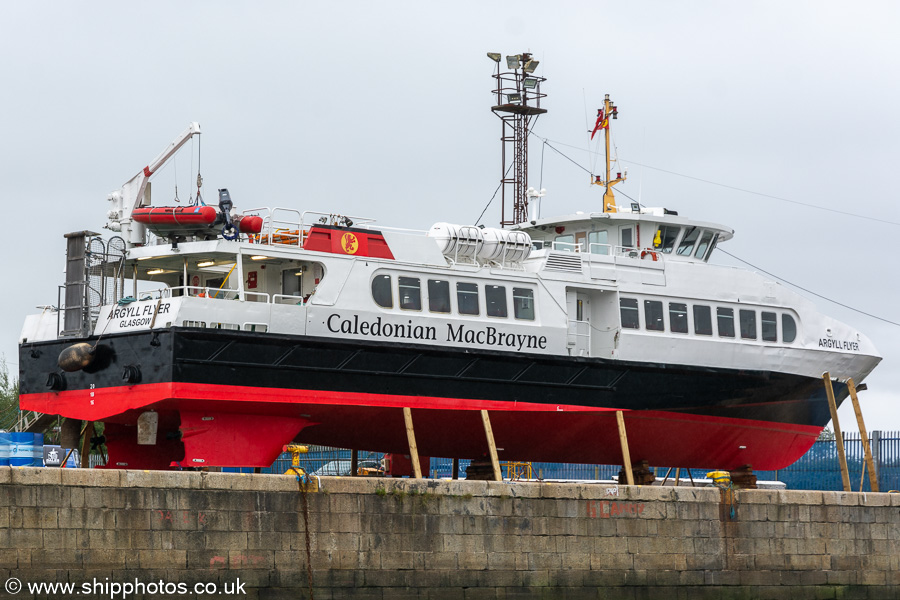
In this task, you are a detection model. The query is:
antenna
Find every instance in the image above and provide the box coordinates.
[488,52,547,227]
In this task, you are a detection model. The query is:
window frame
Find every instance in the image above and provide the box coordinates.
[398,276,422,311]
[371,274,393,309]
[644,299,665,331]
[717,307,735,338]
[456,281,480,316]
[512,288,536,321]
[619,297,640,329]
[427,279,451,314]
[485,285,508,318]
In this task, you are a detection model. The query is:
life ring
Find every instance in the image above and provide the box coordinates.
[641,250,659,261]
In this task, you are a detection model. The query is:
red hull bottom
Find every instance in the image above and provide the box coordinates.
[22,383,822,471]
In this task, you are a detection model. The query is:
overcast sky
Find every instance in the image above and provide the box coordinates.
[2,2,899,433]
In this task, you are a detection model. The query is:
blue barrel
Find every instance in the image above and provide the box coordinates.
[10,432,34,466]
[32,433,43,466]
[0,432,9,466]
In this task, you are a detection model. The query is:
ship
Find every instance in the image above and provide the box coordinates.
[17,96,881,473]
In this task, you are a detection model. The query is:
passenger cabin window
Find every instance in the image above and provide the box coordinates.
[457,282,479,316]
[676,227,700,256]
[717,307,735,337]
[761,312,778,342]
[513,288,535,320]
[654,226,680,254]
[739,309,757,340]
[782,314,797,343]
[669,302,688,334]
[485,285,508,318]
[555,234,576,252]
[428,280,451,313]
[588,230,609,255]
[693,305,713,335]
[398,277,422,311]
[372,275,393,308]
[644,300,664,331]
[620,298,639,329]
[694,232,714,259]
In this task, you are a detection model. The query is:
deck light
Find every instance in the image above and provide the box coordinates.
[523,59,539,73]
[197,261,215,267]
[250,255,269,261]
[487,52,501,62]
[523,77,538,89]
[146,269,165,275]
[136,256,154,261]
[506,55,520,69]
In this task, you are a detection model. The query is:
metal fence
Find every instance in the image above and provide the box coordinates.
[83,431,900,492]
[234,431,900,492]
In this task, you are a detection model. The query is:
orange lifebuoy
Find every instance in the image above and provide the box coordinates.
[641,250,659,261]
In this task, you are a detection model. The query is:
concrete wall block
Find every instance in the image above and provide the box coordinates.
[13,485,36,507]
[785,553,829,570]
[136,549,187,570]
[590,552,634,570]
[7,527,41,549]
[821,491,860,506]
[633,553,686,571]
[29,548,82,569]
[527,552,562,570]
[328,493,361,514]
[735,489,780,505]
[11,466,63,487]
[40,528,77,550]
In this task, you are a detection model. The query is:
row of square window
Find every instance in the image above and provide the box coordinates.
[619,298,797,343]
[372,275,536,320]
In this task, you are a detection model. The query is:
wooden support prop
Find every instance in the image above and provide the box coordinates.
[616,411,635,486]
[822,372,851,492]
[480,410,502,482]
[402,407,422,479]
[848,378,878,492]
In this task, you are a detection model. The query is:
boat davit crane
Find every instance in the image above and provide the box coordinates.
[104,122,202,246]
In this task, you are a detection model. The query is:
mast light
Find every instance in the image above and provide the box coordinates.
[523,77,538,89]
[506,55,520,69]
[523,59,539,73]
[487,52,501,62]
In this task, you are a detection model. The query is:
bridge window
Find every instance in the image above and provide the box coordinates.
[669,303,688,333]
[676,227,700,256]
[620,298,639,329]
[486,285,508,318]
[654,226,680,254]
[372,275,393,308]
[513,288,535,320]
[695,232,714,259]
[399,277,422,311]
[739,309,757,340]
[693,305,712,335]
[644,300,664,331]
[457,282,479,316]
[782,314,797,343]
[761,312,778,342]
[428,279,451,313]
[717,307,735,338]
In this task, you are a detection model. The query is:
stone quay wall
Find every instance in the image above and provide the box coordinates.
[1,467,898,599]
